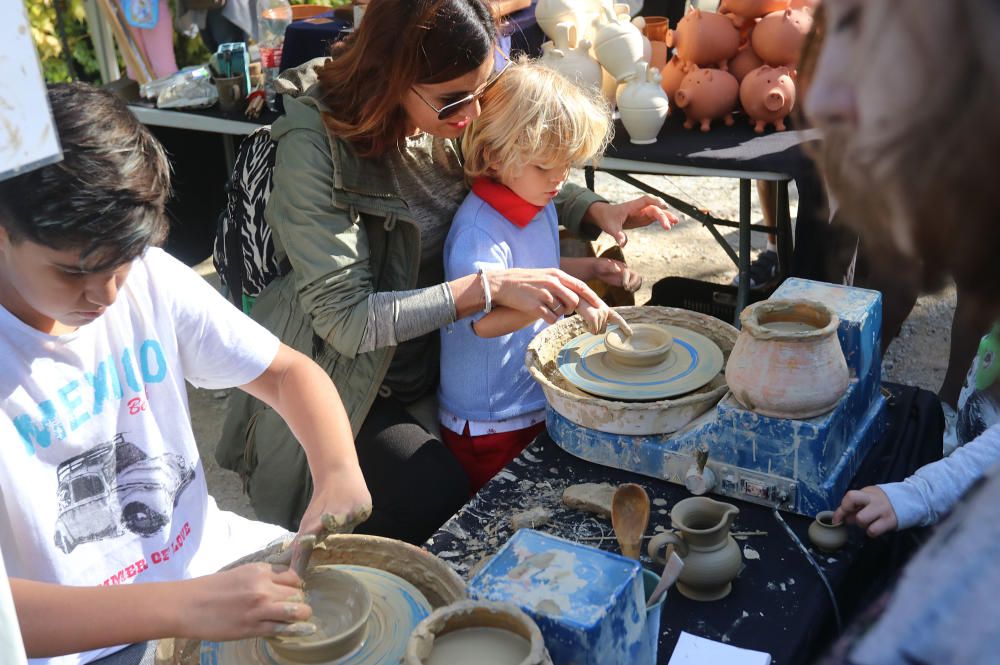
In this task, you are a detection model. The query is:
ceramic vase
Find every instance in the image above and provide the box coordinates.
[752,8,813,67]
[405,600,553,665]
[808,511,848,553]
[616,61,670,144]
[592,8,646,82]
[534,0,581,41]
[725,299,849,419]
[539,23,604,93]
[647,497,742,601]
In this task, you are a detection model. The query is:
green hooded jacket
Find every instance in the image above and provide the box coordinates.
[216,63,606,528]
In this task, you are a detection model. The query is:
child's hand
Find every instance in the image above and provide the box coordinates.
[834,486,898,537]
[591,257,643,293]
[297,468,373,545]
[576,299,631,336]
[179,563,315,641]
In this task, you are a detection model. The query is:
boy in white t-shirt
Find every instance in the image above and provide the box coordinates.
[0,83,371,665]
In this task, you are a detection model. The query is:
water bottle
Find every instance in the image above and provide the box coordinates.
[259,0,292,110]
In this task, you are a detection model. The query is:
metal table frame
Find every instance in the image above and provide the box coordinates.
[585,157,795,326]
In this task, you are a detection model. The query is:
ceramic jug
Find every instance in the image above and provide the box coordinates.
[725,299,849,418]
[539,23,604,93]
[534,0,582,41]
[647,497,742,601]
[616,61,670,144]
[751,7,813,67]
[592,8,645,82]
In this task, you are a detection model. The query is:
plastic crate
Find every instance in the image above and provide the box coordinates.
[646,276,774,323]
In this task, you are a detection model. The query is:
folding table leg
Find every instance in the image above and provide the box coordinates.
[735,178,752,326]
[585,165,596,191]
[776,180,794,280]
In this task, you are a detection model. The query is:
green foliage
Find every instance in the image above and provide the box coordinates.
[28,0,350,83]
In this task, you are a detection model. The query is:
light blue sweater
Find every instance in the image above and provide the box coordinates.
[438,192,559,422]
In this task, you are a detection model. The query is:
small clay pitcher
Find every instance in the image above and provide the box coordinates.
[616,61,670,144]
[647,497,742,601]
[213,75,247,113]
[725,299,849,419]
[592,7,645,82]
[405,600,552,665]
[808,511,848,553]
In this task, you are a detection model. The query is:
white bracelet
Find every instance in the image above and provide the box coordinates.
[478,268,492,314]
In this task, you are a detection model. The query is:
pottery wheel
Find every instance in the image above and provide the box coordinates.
[557,324,724,401]
[203,565,432,665]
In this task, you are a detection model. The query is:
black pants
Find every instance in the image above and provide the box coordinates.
[352,396,470,545]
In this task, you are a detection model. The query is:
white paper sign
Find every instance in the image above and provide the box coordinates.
[0,1,62,182]
[667,631,772,665]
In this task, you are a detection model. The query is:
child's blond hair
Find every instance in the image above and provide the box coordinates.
[462,58,612,183]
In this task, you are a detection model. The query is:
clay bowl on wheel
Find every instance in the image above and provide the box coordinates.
[604,323,674,367]
[266,566,372,664]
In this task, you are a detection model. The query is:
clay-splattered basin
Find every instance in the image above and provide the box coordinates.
[526,306,737,435]
[160,535,466,665]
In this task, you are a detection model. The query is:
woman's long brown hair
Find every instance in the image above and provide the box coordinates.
[317,0,498,158]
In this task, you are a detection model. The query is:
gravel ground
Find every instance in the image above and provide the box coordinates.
[189,170,956,518]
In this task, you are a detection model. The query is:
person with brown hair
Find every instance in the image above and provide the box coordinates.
[801,1,1000,661]
[218,0,677,544]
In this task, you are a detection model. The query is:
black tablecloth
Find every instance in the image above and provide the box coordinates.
[425,384,943,664]
[280,13,351,72]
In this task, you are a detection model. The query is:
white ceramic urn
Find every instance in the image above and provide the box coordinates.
[534,0,581,41]
[616,61,670,144]
[539,23,603,93]
[592,8,645,82]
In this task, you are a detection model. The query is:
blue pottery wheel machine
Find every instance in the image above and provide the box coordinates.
[526,278,887,516]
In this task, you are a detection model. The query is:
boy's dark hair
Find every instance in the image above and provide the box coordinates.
[0,82,171,271]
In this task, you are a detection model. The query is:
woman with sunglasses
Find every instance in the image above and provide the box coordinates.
[219,0,676,545]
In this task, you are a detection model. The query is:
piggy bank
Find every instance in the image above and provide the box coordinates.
[728,43,764,83]
[659,56,687,110]
[739,64,796,132]
[718,0,788,33]
[675,68,739,132]
[752,8,813,67]
[665,8,740,71]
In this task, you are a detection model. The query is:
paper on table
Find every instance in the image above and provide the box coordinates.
[667,631,772,665]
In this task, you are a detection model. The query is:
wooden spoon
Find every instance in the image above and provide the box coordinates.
[611,483,650,560]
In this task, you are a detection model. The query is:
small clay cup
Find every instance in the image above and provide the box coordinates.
[213,75,247,114]
[267,566,372,664]
[642,16,669,42]
[605,323,674,368]
[808,511,847,553]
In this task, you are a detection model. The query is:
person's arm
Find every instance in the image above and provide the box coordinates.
[835,423,1000,535]
[239,344,371,539]
[12,564,311,658]
[472,306,540,338]
[561,256,643,293]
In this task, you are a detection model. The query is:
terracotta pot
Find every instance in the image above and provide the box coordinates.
[539,23,603,93]
[808,511,848,553]
[725,299,849,419]
[674,67,738,132]
[647,497,742,601]
[642,16,668,42]
[405,601,552,665]
[649,41,668,70]
[665,8,740,71]
[739,64,795,132]
[751,7,813,67]
[616,61,670,143]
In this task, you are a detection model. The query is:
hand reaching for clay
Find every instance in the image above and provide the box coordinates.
[176,563,315,641]
[590,257,643,293]
[575,299,633,336]
[833,486,898,537]
[584,197,679,248]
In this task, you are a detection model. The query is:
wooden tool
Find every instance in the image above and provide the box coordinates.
[611,483,650,560]
[95,0,153,84]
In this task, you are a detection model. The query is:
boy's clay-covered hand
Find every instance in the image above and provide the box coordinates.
[584,197,679,247]
[834,486,899,537]
[576,299,632,336]
[180,563,316,640]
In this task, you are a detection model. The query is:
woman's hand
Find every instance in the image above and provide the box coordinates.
[177,564,315,641]
[585,197,679,247]
[575,299,632,336]
[833,486,899,537]
[488,268,604,324]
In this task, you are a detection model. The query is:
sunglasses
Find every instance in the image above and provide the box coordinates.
[412,54,511,121]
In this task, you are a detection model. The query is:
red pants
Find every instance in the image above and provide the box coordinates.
[441,421,546,494]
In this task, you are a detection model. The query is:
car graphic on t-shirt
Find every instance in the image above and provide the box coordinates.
[53,433,195,554]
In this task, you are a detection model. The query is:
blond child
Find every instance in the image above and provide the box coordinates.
[438,60,645,491]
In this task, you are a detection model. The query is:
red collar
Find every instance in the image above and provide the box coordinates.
[472,178,544,228]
